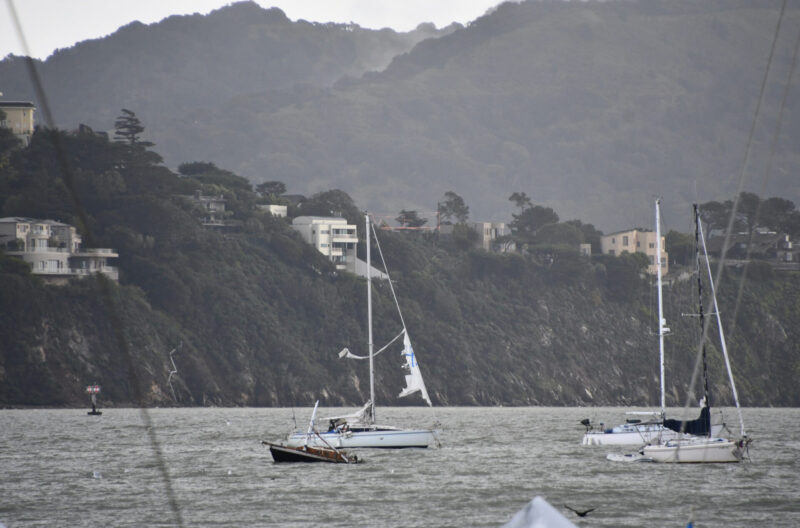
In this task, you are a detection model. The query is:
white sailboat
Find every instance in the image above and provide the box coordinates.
[641,205,750,463]
[582,199,722,446]
[286,213,440,449]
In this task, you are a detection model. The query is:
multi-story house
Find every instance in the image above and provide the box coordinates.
[0,217,118,281]
[292,216,358,273]
[0,101,36,146]
[601,228,668,275]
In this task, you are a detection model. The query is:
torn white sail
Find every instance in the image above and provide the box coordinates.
[398,331,431,406]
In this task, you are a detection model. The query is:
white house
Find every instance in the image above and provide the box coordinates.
[0,217,118,281]
[292,216,358,273]
[258,204,288,217]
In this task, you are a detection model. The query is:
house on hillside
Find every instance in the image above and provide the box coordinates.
[291,216,388,278]
[257,204,287,217]
[0,217,118,282]
[292,216,358,273]
[0,101,36,146]
[600,228,667,275]
[182,191,233,227]
[440,222,507,251]
[705,230,798,270]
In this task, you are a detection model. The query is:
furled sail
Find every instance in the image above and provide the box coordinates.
[398,331,432,406]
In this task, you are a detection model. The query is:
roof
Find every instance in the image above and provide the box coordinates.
[0,216,69,226]
[0,101,35,108]
[292,216,350,225]
[602,227,654,237]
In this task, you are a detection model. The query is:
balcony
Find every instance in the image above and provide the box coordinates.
[73,248,119,257]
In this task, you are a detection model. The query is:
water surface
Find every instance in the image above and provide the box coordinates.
[1,406,797,527]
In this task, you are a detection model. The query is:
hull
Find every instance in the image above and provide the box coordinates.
[643,438,744,463]
[266,443,357,464]
[583,423,723,446]
[286,427,438,449]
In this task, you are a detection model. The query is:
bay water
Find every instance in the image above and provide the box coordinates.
[1,406,798,527]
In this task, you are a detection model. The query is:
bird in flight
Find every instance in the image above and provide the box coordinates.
[564,505,596,517]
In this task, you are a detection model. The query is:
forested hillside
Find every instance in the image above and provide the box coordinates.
[2,0,797,231]
[1,125,797,407]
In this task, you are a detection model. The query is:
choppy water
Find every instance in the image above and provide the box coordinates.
[1,406,798,527]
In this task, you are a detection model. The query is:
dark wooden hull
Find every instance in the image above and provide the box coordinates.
[265,442,358,464]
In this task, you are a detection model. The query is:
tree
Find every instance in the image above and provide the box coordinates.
[509,205,559,243]
[665,230,693,266]
[256,181,287,197]
[509,191,532,212]
[113,109,153,147]
[438,191,469,224]
[565,219,602,254]
[396,210,428,228]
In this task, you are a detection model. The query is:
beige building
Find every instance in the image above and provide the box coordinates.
[0,101,35,146]
[0,217,118,281]
[601,228,668,275]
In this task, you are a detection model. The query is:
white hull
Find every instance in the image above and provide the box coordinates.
[581,423,725,445]
[583,423,723,446]
[643,438,744,463]
[287,427,439,449]
[583,424,680,446]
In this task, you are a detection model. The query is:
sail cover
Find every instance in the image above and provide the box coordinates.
[398,331,432,406]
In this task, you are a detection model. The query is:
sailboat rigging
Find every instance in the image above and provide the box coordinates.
[285,213,439,449]
[640,204,750,463]
[582,199,721,446]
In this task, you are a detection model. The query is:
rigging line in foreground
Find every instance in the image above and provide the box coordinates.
[681,0,788,426]
[6,1,184,525]
[728,19,800,332]
[710,0,787,314]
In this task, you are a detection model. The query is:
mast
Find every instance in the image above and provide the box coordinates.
[655,199,666,415]
[366,213,376,424]
[697,214,746,438]
[694,204,711,430]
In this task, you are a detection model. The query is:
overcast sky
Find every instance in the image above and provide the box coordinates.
[1,0,505,60]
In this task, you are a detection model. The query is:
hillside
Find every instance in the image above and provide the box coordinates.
[3,0,797,231]
[1,127,797,408]
[0,1,454,146]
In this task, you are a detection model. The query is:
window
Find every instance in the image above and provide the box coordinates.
[649,242,655,249]
[636,241,640,248]
[611,237,616,244]
[622,236,629,246]
[609,249,615,256]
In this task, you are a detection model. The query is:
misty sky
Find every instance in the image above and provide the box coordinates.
[1,0,505,60]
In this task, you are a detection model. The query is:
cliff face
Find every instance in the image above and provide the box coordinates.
[2,237,797,409]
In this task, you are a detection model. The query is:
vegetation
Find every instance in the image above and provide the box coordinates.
[2,2,797,231]
[1,120,798,407]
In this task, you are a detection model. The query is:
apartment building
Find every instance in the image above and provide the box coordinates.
[600,228,668,275]
[291,216,358,273]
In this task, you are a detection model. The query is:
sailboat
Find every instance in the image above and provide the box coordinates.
[285,213,440,449]
[582,199,722,446]
[641,204,750,463]
[265,402,359,463]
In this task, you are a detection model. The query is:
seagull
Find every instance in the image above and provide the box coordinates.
[564,505,596,517]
